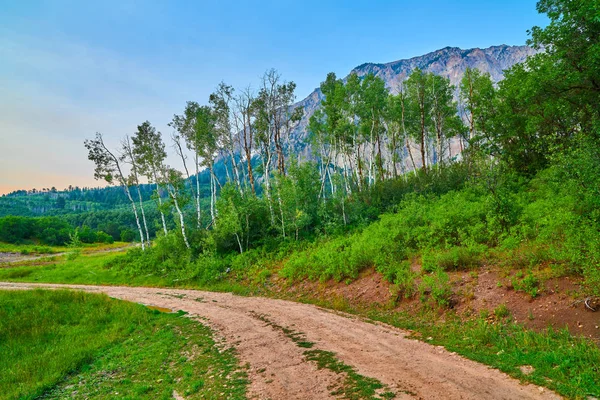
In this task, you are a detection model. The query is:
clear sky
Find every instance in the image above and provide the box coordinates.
[0,0,547,195]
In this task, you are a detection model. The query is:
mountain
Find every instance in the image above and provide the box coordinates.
[289,44,538,149]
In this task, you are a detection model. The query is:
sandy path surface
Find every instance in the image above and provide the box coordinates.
[0,282,561,400]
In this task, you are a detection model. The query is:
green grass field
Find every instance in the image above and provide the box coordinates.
[0,251,167,286]
[0,289,247,400]
[0,242,129,256]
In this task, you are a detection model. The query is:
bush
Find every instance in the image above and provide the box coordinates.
[422,245,486,272]
[95,231,114,244]
[418,269,453,308]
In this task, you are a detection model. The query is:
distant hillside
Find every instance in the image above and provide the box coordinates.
[289,44,538,152]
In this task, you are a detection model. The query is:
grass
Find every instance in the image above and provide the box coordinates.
[0,242,129,256]
[0,289,247,400]
[0,251,168,286]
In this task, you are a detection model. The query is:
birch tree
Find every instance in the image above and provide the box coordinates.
[405,68,432,171]
[210,82,242,193]
[131,121,169,236]
[84,132,146,250]
[121,136,151,244]
[158,166,191,249]
[170,102,203,228]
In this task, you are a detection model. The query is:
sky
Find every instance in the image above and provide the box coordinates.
[0,0,548,195]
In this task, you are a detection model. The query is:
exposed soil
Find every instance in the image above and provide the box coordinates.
[0,282,561,400]
[276,267,395,307]
[456,270,600,343]
[278,266,600,344]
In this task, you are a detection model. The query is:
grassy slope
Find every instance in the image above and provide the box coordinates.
[0,289,247,400]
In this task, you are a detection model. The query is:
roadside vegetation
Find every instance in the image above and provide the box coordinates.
[0,289,247,400]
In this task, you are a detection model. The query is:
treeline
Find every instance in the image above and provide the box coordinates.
[0,216,115,246]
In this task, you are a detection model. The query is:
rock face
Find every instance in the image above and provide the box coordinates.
[289,44,537,151]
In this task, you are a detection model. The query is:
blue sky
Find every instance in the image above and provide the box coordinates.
[0,0,547,194]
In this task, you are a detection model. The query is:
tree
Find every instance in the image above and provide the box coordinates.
[158,166,191,249]
[170,101,203,228]
[429,74,463,167]
[121,135,151,244]
[309,72,346,198]
[195,105,220,227]
[404,69,432,171]
[84,133,146,250]
[55,196,66,209]
[210,82,243,193]
[459,68,496,143]
[234,87,257,194]
[131,121,169,236]
[357,74,388,183]
[529,0,600,129]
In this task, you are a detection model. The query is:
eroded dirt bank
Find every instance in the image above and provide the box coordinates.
[0,282,561,400]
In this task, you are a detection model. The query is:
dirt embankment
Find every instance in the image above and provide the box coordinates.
[0,282,561,400]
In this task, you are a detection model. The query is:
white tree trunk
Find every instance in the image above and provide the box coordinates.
[124,186,145,251]
[171,191,190,249]
[136,185,150,244]
[209,163,217,228]
[195,155,202,228]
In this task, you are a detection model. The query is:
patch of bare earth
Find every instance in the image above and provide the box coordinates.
[0,282,561,400]
[455,270,599,343]
[276,267,395,307]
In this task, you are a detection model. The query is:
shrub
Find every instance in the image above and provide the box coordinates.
[96,231,114,244]
[511,271,541,298]
[422,245,486,272]
[418,269,453,308]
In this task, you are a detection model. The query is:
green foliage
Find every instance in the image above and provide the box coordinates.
[493,303,510,319]
[511,270,541,298]
[0,216,116,246]
[418,269,453,308]
[422,245,486,272]
[67,228,82,248]
[120,228,136,242]
[281,186,492,283]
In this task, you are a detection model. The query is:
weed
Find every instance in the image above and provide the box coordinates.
[512,271,541,298]
[494,304,510,319]
[418,269,453,308]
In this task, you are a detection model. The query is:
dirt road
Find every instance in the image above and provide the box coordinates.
[0,282,561,400]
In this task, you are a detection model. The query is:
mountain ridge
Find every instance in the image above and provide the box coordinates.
[289,44,538,148]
